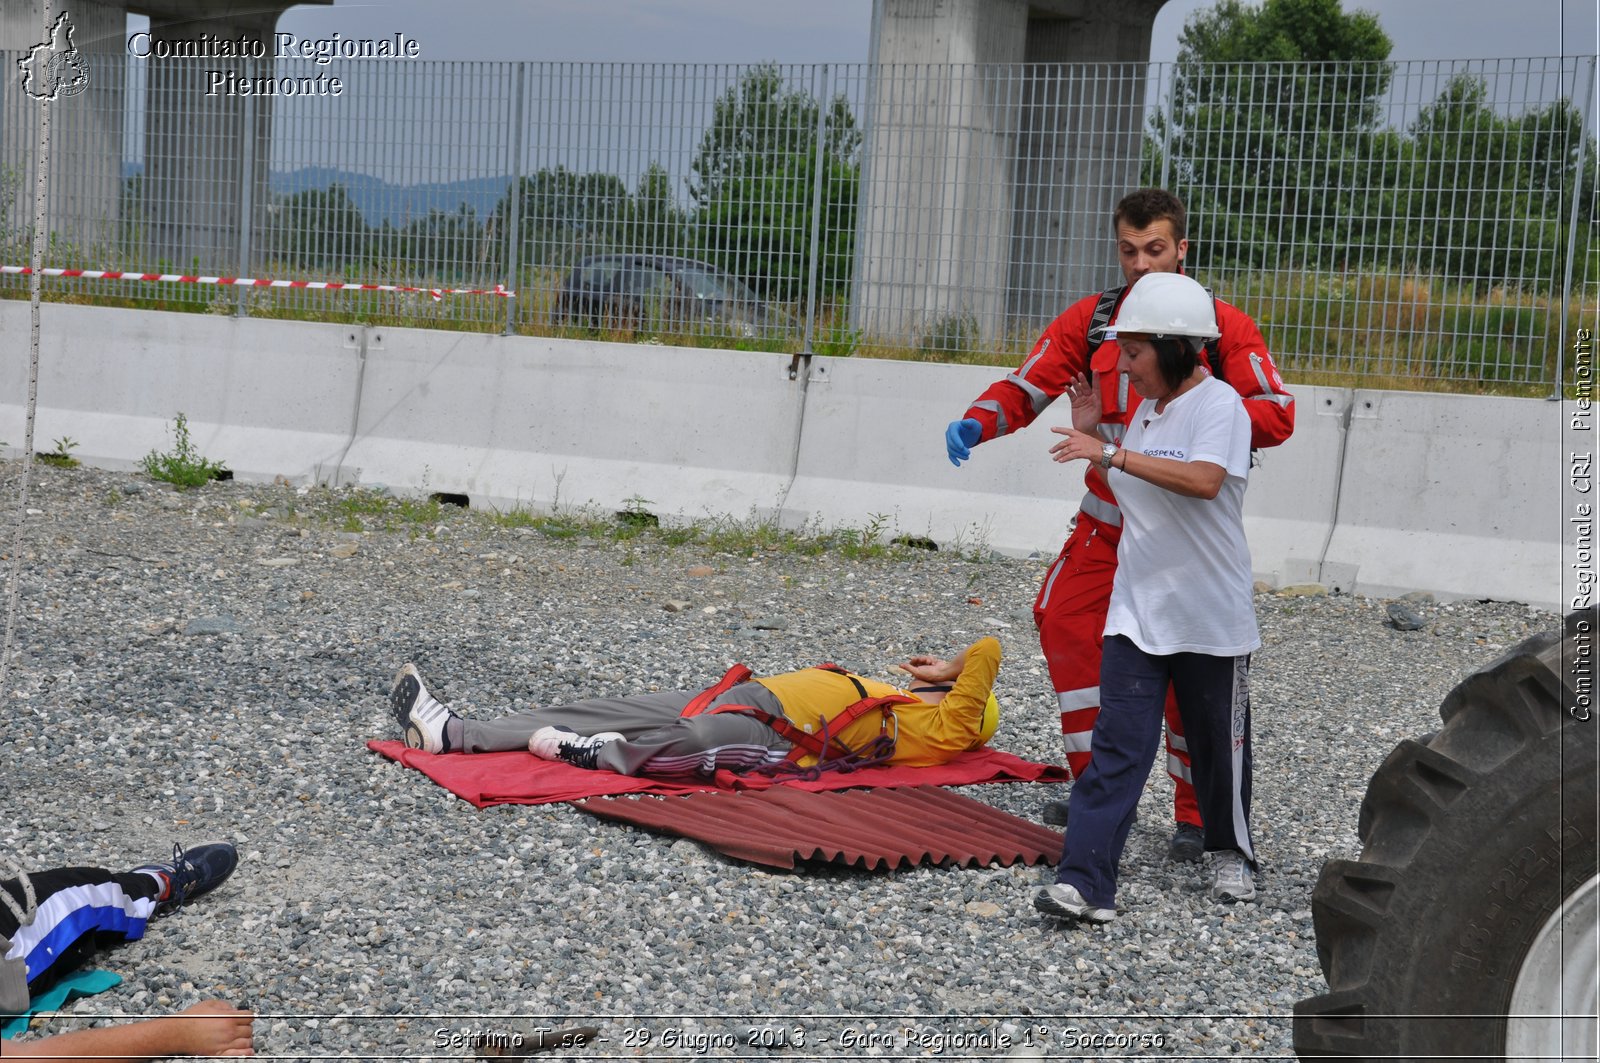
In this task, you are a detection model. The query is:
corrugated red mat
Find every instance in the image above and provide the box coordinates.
[573,785,1063,870]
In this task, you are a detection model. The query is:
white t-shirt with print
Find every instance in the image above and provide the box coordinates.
[1104,374,1260,656]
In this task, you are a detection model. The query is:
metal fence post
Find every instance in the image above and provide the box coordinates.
[1555,54,1597,400]
[502,62,527,337]
[800,64,830,356]
[235,71,256,319]
[1156,62,1173,189]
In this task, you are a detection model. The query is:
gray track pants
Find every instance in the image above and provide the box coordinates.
[458,681,791,777]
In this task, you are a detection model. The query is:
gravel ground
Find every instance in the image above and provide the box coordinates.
[0,462,1558,1060]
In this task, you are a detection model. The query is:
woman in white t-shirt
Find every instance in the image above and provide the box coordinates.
[1032,272,1260,925]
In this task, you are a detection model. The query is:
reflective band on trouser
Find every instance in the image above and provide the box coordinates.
[1078,491,1122,528]
[1036,552,1066,613]
[1059,687,1100,780]
[1166,728,1193,782]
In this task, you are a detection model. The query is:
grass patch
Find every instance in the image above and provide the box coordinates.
[327,491,446,535]
[298,488,993,562]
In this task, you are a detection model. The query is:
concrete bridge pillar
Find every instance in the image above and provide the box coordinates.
[1,0,327,274]
[136,1,317,272]
[1,1,127,261]
[858,0,1170,350]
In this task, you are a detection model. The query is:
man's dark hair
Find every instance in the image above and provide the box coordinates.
[1153,335,1202,392]
[1114,189,1187,243]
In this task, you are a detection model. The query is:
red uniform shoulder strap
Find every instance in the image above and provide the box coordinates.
[679,663,753,718]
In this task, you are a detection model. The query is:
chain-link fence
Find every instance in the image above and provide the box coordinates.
[1,53,1593,390]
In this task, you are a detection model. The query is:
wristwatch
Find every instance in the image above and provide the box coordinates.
[1099,443,1118,470]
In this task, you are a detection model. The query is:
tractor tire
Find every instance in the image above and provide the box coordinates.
[1294,611,1597,1062]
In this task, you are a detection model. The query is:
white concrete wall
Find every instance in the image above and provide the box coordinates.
[0,300,1569,610]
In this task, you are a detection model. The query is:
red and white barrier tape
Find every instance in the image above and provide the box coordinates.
[0,265,514,300]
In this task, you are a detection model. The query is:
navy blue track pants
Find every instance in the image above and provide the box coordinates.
[1054,634,1255,909]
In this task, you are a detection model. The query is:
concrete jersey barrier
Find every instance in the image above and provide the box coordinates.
[0,302,1566,609]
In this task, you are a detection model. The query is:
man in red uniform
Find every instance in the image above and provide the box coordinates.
[944,188,1294,860]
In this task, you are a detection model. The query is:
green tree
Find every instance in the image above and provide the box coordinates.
[394,204,489,281]
[272,183,373,270]
[487,167,630,272]
[1148,0,1393,271]
[688,65,861,303]
[1398,74,1595,293]
[615,163,689,258]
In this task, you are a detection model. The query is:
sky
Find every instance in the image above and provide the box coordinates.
[245,0,1598,65]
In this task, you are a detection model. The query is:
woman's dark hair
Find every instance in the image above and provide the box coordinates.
[1153,335,1202,392]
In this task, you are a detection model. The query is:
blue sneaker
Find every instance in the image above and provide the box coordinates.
[133,842,238,911]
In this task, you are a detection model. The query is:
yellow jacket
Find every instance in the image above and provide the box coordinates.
[752,637,1002,767]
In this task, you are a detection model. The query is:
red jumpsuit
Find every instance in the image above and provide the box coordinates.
[962,283,1294,826]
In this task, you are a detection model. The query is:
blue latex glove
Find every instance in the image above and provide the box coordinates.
[945,418,982,466]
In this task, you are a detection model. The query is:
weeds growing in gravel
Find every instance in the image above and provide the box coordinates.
[240,482,996,563]
[140,413,227,489]
[37,436,81,468]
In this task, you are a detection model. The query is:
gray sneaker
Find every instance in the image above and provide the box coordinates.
[1209,850,1256,902]
[391,663,459,754]
[1033,883,1115,924]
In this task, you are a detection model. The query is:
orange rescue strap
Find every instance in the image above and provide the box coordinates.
[679,663,918,777]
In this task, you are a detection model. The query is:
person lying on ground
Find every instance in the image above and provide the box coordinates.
[1,844,250,1059]
[389,638,1002,777]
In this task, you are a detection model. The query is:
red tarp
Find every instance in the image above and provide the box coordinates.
[367,739,1068,808]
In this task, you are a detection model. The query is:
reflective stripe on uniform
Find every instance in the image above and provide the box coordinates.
[1057,686,1100,712]
[1007,375,1052,415]
[1246,354,1291,406]
[972,399,1009,436]
[1062,730,1094,757]
[1165,752,1194,783]
[1116,371,1130,414]
[1037,552,1067,611]
[1078,491,1122,527]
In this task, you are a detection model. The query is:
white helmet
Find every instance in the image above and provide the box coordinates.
[1106,272,1220,341]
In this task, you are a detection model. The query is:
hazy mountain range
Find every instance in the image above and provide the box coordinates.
[124,164,511,226]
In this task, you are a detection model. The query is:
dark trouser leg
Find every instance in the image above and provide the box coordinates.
[1054,635,1168,909]
[0,866,162,1009]
[1169,652,1255,864]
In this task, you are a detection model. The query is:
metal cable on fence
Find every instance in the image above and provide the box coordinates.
[0,4,58,934]
[1,14,54,747]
